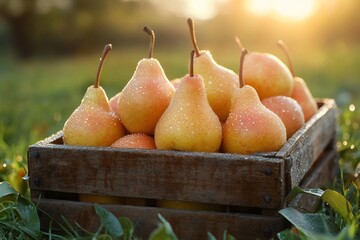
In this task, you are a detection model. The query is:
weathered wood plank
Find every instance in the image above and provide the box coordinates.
[276,99,338,189]
[289,148,339,212]
[28,145,285,209]
[36,198,284,240]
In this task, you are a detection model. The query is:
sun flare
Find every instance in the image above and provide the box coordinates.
[247,0,318,21]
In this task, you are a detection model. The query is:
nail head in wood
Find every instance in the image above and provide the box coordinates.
[32,151,40,159]
[264,168,272,176]
[264,195,272,203]
[34,178,41,187]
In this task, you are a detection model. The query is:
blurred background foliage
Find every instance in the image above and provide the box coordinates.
[0,0,359,194]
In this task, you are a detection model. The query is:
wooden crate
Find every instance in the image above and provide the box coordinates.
[28,99,339,239]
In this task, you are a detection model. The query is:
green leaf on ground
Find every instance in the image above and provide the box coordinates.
[95,204,123,238]
[279,208,339,237]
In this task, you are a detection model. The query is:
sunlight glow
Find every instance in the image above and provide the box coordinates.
[247,0,318,21]
[151,0,229,20]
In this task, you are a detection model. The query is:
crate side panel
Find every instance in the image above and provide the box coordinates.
[289,148,339,212]
[36,198,284,240]
[277,99,337,158]
[277,99,337,188]
[28,146,285,209]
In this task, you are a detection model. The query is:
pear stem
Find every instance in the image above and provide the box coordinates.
[239,48,248,88]
[234,35,244,50]
[187,18,201,57]
[189,50,195,77]
[95,44,112,88]
[277,40,295,77]
[144,26,155,58]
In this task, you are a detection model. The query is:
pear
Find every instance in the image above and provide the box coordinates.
[242,51,293,99]
[222,49,287,154]
[170,77,182,90]
[63,44,126,146]
[111,133,156,149]
[187,18,239,122]
[117,27,175,135]
[109,92,121,114]
[154,50,222,152]
[262,96,305,139]
[277,40,318,121]
[234,37,293,99]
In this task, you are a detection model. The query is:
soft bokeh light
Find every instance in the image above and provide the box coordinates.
[349,104,356,112]
[150,0,228,20]
[246,0,318,21]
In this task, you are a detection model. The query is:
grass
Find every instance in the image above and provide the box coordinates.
[0,45,359,238]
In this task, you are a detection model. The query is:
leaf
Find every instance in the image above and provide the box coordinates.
[277,228,302,240]
[0,181,18,202]
[321,189,355,222]
[285,186,356,223]
[279,208,339,237]
[207,232,217,240]
[118,217,134,240]
[158,214,177,239]
[148,215,177,240]
[16,195,41,237]
[95,204,123,238]
[223,230,236,240]
[149,225,170,240]
[285,186,324,206]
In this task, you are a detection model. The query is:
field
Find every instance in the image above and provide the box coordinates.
[0,44,359,238]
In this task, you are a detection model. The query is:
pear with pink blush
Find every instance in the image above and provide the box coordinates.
[222,49,286,154]
[63,44,126,146]
[117,27,175,134]
[155,51,222,153]
[262,96,305,139]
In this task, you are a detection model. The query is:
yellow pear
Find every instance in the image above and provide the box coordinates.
[262,96,305,139]
[187,18,239,122]
[154,50,222,152]
[242,52,293,99]
[222,49,287,154]
[117,27,175,134]
[277,40,318,121]
[292,77,318,121]
[109,92,121,114]
[63,44,126,146]
[111,133,156,149]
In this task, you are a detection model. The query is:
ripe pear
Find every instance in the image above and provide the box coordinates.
[170,77,182,90]
[187,18,239,122]
[154,50,222,152]
[109,92,121,114]
[117,27,175,135]
[111,133,156,149]
[277,40,318,121]
[222,49,287,154]
[262,96,305,139]
[242,51,293,99]
[292,77,318,121]
[63,44,126,146]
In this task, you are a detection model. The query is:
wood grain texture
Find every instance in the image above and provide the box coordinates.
[276,99,338,189]
[289,148,339,212]
[28,144,285,209]
[36,198,284,240]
